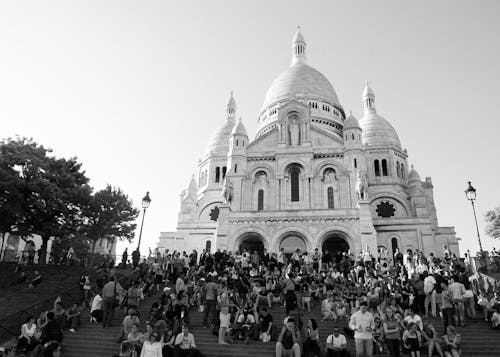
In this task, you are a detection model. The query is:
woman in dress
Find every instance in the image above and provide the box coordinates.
[303,318,321,357]
[403,322,422,357]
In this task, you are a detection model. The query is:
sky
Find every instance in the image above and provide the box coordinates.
[0,1,499,256]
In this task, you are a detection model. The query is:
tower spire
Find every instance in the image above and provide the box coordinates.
[292,26,307,65]
[226,90,237,119]
[362,81,376,113]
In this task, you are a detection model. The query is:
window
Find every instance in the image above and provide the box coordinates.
[234,164,238,173]
[396,161,401,178]
[401,163,405,179]
[222,166,227,179]
[391,237,398,258]
[215,167,220,182]
[374,160,380,177]
[327,187,334,208]
[258,190,264,211]
[205,240,212,252]
[236,139,239,146]
[290,168,300,202]
[376,201,396,217]
[354,158,357,169]
[352,133,355,140]
[382,159,388,176]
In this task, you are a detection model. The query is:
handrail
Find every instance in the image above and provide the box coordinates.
[0,268,139,344]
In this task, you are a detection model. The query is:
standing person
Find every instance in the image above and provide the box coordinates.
[383,307,401,357]
[440,280,456,334]
[203,276,218,328]
[122,248,128,269]
[449,276,466,327]
[349,301,375,357]
[325,327,348,357]
[127,281,142,310]
[103,276,119,328]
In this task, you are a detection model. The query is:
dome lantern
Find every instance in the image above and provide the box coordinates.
[226,90,237,119]
[292,26,307,65]
[363,81,376,114]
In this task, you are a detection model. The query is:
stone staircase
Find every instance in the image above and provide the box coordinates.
[60,295,500,357]
[62,290,161,357]
[189,301,500,357]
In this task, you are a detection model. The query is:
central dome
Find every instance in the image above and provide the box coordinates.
[261,63,341,111]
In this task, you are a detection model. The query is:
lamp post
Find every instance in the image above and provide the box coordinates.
[136,191,151,253]
[464,181,483,252]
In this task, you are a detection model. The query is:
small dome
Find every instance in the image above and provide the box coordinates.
[204,117,235,156]
[262,63,341,111]
[359,112,401,147]
[344,112,360,130]
[408,165,421,182]
[231,117,248,136]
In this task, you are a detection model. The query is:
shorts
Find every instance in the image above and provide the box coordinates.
[220,313,230,328]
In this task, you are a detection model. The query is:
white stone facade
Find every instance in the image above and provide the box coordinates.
[158,29,459,259]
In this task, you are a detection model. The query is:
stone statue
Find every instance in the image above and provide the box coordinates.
[323,168,336,183]
[222,178,233,204]
[289,117,300,146]
[355,170,368,200]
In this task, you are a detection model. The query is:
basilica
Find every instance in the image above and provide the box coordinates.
[158,28,459,259]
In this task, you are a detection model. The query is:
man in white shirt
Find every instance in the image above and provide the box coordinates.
[326,327,348,357]
[403,309,423,331]
[174,324,201,357]
[90,293,103,323]
[349,301,375,356]
[449,275,466,326]
[176,273,186,295]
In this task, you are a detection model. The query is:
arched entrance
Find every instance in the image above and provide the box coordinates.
[321,234,349,265]
[239,234,265,255]
[279,233,307,258]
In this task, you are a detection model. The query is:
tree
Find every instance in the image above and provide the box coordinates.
[1,137,92,264]
[485,205,500,239]
[80,185,139,256]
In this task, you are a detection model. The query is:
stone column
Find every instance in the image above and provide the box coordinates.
[358,200,378,257]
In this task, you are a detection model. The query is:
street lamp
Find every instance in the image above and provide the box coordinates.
[136,191,151,252]
[464,181,483,252]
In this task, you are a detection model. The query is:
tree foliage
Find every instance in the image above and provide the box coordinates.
[485,205,500,239]
[80,185,139,253]
[0,137,139,263]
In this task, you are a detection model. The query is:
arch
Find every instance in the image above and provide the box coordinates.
[314,160,346,177]
[396,161,401,178]
[317,227,356,252]
[233,227,271,253]
[374,160,380,176]
[279,233,307,255]
[321,233,349,263]
[290,168,300,201]
[273,227,313,253]
[239,234,265,255]
[197,200,223,220]
[400,163,405,179]
[370,193,411,217]
[248,164,275,180]
[279,158,309,177]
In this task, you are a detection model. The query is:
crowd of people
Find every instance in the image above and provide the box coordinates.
[7,244,500,357]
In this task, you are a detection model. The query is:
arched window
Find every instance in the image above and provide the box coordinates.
[327,187,334,209]
[396,161,401,178]
[401,163,405,179]
[374,160,380,177]
[290,167,300,202]
[354,158,358,169]
[351,133,355,140]
[236,139,239,146]
[258,190,264,211]
[382,159,388,176]
[215,167,220,182]
[222,166,227,179]
[234,164,238,173]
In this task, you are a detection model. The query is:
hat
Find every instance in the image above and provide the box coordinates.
[163,287,171,293]
[199,278,206,282]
